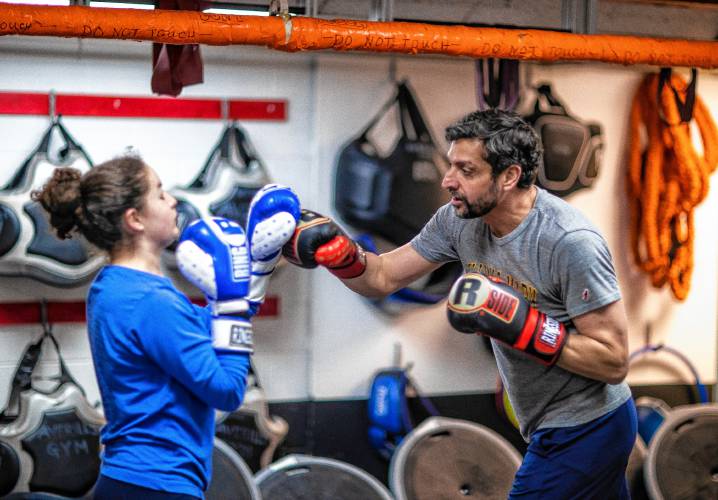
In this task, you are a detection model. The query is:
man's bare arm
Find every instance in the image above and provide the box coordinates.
[556,300,629,385]
[340,243,443,298]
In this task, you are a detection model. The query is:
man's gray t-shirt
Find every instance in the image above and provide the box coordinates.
[411,187,631,441]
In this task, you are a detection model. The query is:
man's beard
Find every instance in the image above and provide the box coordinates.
[450,183,499,219]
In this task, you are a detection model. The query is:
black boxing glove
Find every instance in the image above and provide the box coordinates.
[281,209,367,279]
[447,273,567,366]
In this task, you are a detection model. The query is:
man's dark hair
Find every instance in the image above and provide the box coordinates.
[445,109,542,188]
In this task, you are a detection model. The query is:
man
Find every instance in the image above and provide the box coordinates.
[282,109,637,499]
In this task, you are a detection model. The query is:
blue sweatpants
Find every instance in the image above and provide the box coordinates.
[510,398,637,499]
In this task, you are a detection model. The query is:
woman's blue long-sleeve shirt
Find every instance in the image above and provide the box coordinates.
[86,265,250,497]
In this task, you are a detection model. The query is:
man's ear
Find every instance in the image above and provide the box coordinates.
[122,207,144,235]
[500,164,522,189]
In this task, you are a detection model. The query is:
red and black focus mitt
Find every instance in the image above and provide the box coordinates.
[281,209,366,279]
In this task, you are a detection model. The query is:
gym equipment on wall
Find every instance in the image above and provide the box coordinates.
[335,80,448,247]
[0,117,104,286]
[524,83,603,198]
[354,233,463,313]
[215,362,288,472]
[0,308,104,497]
[255,454,392,500]
[626,69,718,301]
[335,80,461,311]
[389,416,522,500]
[164,121,271,268]
[0,91,286,121]
[206,438,262,500]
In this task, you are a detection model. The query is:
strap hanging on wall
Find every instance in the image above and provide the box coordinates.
[0,91,287,121]
[475,58,520,111]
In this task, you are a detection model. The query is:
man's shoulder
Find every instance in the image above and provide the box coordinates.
[533,187,601,236]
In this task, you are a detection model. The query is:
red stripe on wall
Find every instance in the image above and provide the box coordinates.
[0,92,286,120]
[0,296,279,325]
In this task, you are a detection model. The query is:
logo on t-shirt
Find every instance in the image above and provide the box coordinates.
[582,288,591,301]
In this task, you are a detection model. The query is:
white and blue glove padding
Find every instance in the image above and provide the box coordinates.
[176,217,253,353]
[245,184,301,315]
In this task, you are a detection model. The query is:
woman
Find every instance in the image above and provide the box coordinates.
[33,155,251,499]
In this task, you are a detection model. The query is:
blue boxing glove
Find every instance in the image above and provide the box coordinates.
[176,217,253,353]
[245,184,301,314]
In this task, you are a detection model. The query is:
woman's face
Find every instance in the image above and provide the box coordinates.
[137,167,179,249]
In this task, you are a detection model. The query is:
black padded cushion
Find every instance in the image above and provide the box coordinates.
[24,202,88,265]
[0,203,20,257]
[0,441,20,496]
[20,408,100,496]
[209,185,261,228]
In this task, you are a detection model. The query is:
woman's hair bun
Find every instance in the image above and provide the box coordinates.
[31,167,84,240]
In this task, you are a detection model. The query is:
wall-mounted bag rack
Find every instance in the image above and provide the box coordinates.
[0,91,287,121]
[0,90,285,323]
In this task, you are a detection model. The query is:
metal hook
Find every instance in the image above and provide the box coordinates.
[39,299,52,336]
[392,342,402,367]
[388,56,397,83]
[269,0,291,20]
[220,98,230,126]
[48,90,57,123]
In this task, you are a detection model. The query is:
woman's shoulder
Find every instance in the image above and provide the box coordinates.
[93,266,186,308]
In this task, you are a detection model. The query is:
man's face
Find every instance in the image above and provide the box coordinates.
[442,138,499,219]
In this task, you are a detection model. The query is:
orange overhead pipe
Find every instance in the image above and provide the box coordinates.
[1,4,718,68]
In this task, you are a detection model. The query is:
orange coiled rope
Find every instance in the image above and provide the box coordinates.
[627,71,718,300]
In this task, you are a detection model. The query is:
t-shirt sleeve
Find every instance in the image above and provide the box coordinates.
[410,204,460,263]
[135,287,250,412]
[552,230,622,319]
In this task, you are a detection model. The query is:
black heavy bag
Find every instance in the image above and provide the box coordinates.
[524,84,603,198]
[0,322,104,497]
[0,118,103,286]
[164,122,271,267]
[334,81,449,247]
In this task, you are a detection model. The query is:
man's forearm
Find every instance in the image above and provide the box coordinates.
[338,252,397,298]
[556,332,629,384]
